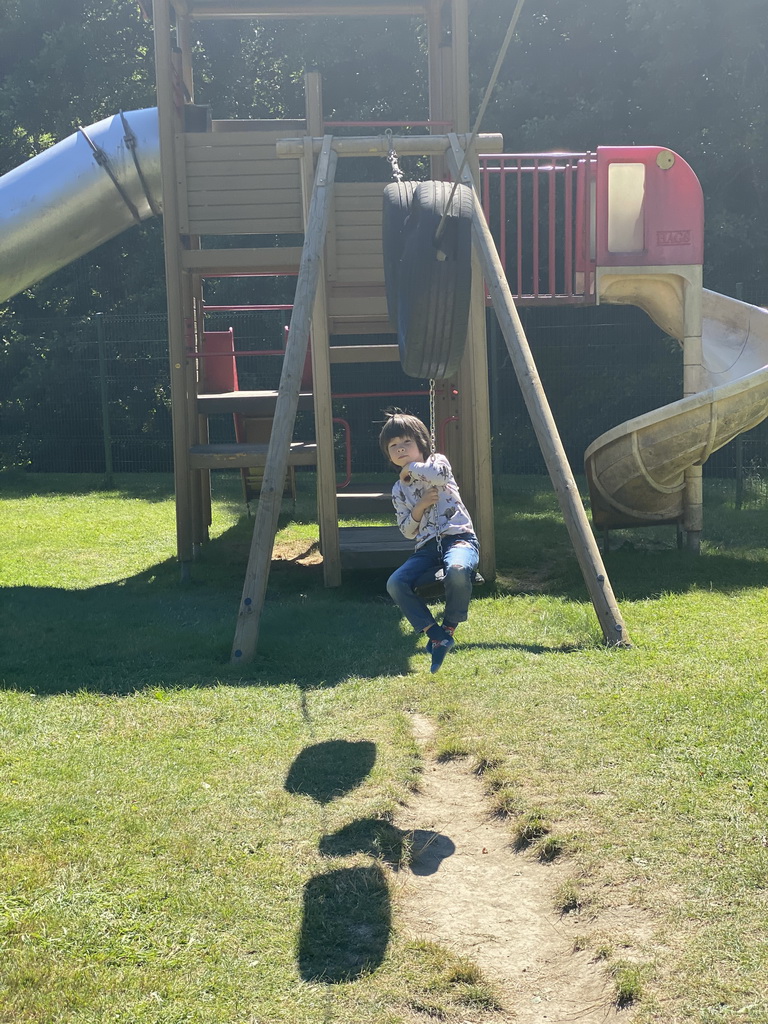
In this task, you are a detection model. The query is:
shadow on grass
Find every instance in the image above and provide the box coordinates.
[285,740,377,804]
[298,865,391,983]
[4,477,768,696]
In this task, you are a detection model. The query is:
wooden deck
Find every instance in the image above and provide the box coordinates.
[188,442,317,469]
[337,525,413,569]
[197,391,314,416]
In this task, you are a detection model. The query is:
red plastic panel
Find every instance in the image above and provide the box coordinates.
[200,329,238,393]
[595,147,703,267]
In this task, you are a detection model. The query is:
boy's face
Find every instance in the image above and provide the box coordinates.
[387,435,422,468]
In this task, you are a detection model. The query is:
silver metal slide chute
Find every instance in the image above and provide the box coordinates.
[0,108,161,304]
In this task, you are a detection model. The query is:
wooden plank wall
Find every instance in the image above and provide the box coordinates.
[180,129,304,235]
[329,182,385,285]
[327,181,390,330]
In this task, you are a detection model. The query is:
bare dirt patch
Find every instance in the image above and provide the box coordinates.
[392,713,634,1023]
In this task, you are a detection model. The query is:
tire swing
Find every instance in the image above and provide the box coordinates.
[382,178,473,380]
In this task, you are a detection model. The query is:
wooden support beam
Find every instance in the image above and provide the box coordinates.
[448,146,632,648]
[230,137,337,665]
[189,442,317,469]
[182,248,303,274]
[153,0,196,576]
[185,2,429,18]
[276,133,503,159]
[301,96,342,587]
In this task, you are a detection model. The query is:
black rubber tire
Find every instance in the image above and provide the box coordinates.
[382,181,417,328]
[397,180,473,380]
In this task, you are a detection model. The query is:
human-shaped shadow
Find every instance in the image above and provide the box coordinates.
[284,739,376,804]
[318,818,456,877]
[286,740,392,983]
[298,864,390,984]
[318,817,405,865]
[403,828,456,876]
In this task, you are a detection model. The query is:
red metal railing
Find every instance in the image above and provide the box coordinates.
[478,152,593,305]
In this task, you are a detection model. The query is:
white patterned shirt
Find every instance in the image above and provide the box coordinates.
[391,453,476,550]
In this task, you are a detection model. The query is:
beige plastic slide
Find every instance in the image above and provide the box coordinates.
[585,288,768,528]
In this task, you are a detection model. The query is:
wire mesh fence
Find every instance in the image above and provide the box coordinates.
[2,302,768,507]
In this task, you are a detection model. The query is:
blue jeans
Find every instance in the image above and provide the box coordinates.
[386,533,480,633]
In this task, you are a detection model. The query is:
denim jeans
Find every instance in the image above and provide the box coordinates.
[386,532,480,633]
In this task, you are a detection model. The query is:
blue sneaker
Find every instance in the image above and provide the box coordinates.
[430,636,455,673]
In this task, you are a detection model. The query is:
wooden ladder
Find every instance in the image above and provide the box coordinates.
[230,136,337,665]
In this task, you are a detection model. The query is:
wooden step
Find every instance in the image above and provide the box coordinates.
[182,247,303,275]
[336,490,391,516]
[197,391,314,416]
[338,525,413,569]
[188,442,317,469]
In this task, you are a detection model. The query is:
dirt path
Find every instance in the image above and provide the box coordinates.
[392,714,628,1023]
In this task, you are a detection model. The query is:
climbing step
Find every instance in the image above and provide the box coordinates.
[337,525,413,569]
[188,442,317,469]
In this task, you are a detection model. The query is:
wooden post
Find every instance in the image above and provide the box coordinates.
[682,267,704,552]
[300,104,342,586]
[153,0,195,579]
[230,137,337,665]
[450,150,631,647]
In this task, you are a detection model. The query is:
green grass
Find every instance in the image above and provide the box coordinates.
[1,470,768,1022]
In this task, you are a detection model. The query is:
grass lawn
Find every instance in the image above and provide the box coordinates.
[1,470,767,1023]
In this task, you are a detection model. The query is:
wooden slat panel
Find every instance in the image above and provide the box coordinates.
[187,159,299,178]
[187,173,299,191]
[336,224,384,241]
[185,143,288,163]
[336,182,389,197]
[329,344,399,363]
[182,248,303,272]
[328,295,389,316]
[210,119,306,133]
[197,391,314,415]
[189,216,304,234]
[188,188,301,208]
[189,202,302,221]
[333,195,384,213]
[333,267,385,283]
[188,442,317,469]
[186,129,301,147]
[335,239,383,257]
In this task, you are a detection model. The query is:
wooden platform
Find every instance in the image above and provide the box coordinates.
[188,442,317,469]
[336,490,392,516]
[197,391,314,416]
[337,525,413,569]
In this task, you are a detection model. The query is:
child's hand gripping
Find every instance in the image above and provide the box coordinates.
[413,486,440,521]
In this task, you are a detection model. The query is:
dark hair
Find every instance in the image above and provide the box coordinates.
[378,409,431,463]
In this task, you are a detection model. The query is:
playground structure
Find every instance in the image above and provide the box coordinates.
[2,1,768,662]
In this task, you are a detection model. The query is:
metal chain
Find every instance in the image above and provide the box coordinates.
[385,128,404,182]
[428,377,442,554]
[428,378,436,454]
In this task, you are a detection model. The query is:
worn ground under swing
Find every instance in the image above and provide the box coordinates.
[391,714,652,1022]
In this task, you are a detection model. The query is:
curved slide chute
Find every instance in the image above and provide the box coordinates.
[586,289,768,528]
[0,108,161,304]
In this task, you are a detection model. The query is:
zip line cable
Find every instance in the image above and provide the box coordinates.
[435,0,527,246]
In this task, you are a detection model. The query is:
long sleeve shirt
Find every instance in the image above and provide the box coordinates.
[391,453,475,549]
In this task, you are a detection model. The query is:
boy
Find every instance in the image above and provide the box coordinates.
[379,409,479,673]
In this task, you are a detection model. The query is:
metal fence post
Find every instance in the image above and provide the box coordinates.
[96,313,114,487]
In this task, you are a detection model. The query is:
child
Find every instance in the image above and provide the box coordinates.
[379,409,480,673]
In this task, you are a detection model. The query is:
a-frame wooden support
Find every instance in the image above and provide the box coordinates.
[230,136,338,665]
[445,135,631,648]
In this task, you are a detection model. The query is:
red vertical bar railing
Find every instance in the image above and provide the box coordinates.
[478,151,592,304]
[515,158,523,297]
[564,158,574,295]
[532,159,540,297]
[548,162,557,296]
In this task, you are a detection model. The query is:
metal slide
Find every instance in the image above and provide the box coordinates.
[586,289,768,528]
[0,108,161,304]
